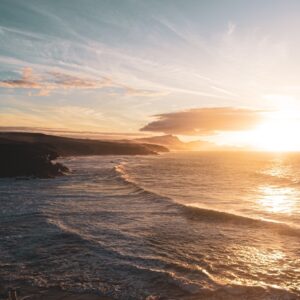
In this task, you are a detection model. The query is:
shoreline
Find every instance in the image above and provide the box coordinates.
[0,131,169,179]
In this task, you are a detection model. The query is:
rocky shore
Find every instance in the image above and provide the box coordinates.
[0,143,69,179]
[0,132,168,178]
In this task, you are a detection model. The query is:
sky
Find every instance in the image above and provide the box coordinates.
[1,0,300,148]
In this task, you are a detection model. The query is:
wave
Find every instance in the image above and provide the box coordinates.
[2,157,300,300]
[113,163,139,186]
[258,175,300,189]
[255,168,300,188]
[30,216,300,300]
[112,163,178,205]
[44,215,222,298]
[113,163,300,238]
[181,205,300,237]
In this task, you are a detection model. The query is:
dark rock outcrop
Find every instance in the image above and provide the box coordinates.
[0,143,69,178]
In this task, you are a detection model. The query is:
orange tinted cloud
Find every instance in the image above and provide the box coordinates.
[47,71,112,89]
[141,107,263,135]
[0,67,43,89]
[0,68,163,97]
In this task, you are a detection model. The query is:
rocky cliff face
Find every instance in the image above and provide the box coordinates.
[0,143,69,178]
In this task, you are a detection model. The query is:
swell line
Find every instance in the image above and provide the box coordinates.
[113,163,300,238]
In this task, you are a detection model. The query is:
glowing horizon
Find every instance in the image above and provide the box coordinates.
[1,0,300,151]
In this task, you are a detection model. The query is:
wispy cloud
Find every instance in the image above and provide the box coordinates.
[0,67,42,89]
[1,0,300,134]
[141,107,264,135]
[0,67,164,97]
[226,22,236,36]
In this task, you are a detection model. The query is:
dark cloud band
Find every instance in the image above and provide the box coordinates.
[141,107,263,135]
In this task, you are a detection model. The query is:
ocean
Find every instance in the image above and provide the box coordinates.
[0,152,299,299]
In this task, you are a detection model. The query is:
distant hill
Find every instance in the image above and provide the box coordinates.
[185,140,223,151]
[134,134,219,151]
[134,135,184,149]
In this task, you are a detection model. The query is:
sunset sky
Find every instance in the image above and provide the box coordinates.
[1,0,300,149]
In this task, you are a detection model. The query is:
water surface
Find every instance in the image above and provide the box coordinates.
[0,152,299,299]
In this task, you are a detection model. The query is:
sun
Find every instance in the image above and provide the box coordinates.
[248,110,300,152]
[217,107,300,152]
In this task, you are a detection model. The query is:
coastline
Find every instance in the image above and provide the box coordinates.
[0,132,169,179]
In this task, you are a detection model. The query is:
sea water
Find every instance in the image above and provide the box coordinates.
[0,152,299,299]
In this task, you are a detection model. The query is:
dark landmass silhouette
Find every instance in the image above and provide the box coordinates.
[134,134,184,148]
[0,142,68,178]
[134,134,219,151]
[0,132,168,178]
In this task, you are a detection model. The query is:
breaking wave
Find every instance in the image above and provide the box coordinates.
[113,163,300,238]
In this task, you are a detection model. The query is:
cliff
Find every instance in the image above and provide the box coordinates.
[0,132,169,178]
[0,143,68,178]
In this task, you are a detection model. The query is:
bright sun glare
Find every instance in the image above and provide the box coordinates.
[246,109,300,152]
[218,108,300,152]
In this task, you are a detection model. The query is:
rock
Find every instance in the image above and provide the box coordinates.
[0,143,69,179]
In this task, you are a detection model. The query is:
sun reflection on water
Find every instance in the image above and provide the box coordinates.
[226,245,289,289]
[258,186,296,214]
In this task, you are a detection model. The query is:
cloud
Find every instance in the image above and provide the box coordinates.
[0,68,97,95]
[0,68,164,97]
[120,85,169,97]
[0,67,43,89]
[140,107,263,135]
[226,22,236,36]
[48,71,112,89]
